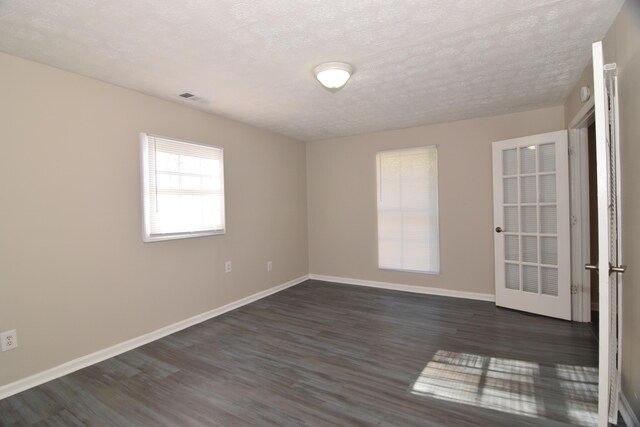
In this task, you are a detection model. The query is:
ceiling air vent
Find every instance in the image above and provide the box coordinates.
[178,92,208,104]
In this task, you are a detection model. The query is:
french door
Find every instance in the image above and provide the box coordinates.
[592,40,624,427]
[492,130,571,320]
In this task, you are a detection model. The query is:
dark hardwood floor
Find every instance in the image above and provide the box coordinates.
[0,280,602,426]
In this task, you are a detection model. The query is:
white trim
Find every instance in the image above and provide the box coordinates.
[620,392,640,427]
[567,77,597,325]
[308,274,495,302]
[578,127,592,323]
[568,127,592,323]
[139,132,226,243]
[0,275,309,401]
[568,96,595,129]
[376,145,440,274]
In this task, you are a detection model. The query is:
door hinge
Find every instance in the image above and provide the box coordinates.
[571,215,578,226]
[569,147,575,156]
[571,285,579,295]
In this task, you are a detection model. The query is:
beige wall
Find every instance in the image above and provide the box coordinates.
[0,52,308,387]
[564,60,594,126]
[564,0,640,417]
[307,106,565,295]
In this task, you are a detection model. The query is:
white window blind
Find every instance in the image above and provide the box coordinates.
[140,133,225,242]
[376,145,440,273]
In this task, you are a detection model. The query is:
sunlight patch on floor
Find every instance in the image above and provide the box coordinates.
[411,350,598,426]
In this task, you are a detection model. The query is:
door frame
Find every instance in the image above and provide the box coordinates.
[568,96,595,323]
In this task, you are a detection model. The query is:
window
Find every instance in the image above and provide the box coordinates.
[376,145,439,273]
[140,133,225,242]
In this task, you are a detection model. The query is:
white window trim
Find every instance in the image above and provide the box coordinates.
[376,145,441,275]
[140,132,225,243]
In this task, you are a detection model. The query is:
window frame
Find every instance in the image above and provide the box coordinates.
[140,132,225,243]
[376,144,440,274]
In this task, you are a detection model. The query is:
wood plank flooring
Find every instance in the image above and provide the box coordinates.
[0,280,602,426]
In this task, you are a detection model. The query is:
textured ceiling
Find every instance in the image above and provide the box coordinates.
[0,0,625,141]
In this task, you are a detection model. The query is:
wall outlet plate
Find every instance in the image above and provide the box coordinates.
[225,261,232,273]
[267,261,273,272]
[1,329,18,351]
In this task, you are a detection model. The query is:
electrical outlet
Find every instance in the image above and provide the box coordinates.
[225,261,232,273]
[1,329,18,352]
[267,261,273,272]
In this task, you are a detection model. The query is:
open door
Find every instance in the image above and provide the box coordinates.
[591,40,625,426]
[492,130,571,320]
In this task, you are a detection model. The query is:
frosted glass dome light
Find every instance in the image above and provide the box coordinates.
[314,62,354,91]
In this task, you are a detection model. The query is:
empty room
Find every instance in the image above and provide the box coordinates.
[1,1,639,426]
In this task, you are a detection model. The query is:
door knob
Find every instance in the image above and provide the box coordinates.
[610,264,627,274]
[585,264,628,274]
[495,227,504,233]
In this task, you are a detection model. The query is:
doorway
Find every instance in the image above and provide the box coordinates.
[586,122,599,321]
[568,101,595,323]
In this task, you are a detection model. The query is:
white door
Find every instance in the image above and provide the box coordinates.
[492,131,571,320]
[591,40,624,427]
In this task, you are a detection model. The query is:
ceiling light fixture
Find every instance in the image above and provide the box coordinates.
[314,62,354,92]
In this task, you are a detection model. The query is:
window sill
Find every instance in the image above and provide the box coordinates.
[143,229,225,243]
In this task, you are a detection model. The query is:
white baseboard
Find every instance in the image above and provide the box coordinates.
[308,274,495,302]
[620,392,640,427]
[0,274,309,401]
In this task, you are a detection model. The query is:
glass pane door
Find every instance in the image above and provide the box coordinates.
[502,143,558,296]
[493,130,570,320]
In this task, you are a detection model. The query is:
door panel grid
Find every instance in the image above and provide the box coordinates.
[502,144,559,296]
[493,130,570,320]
